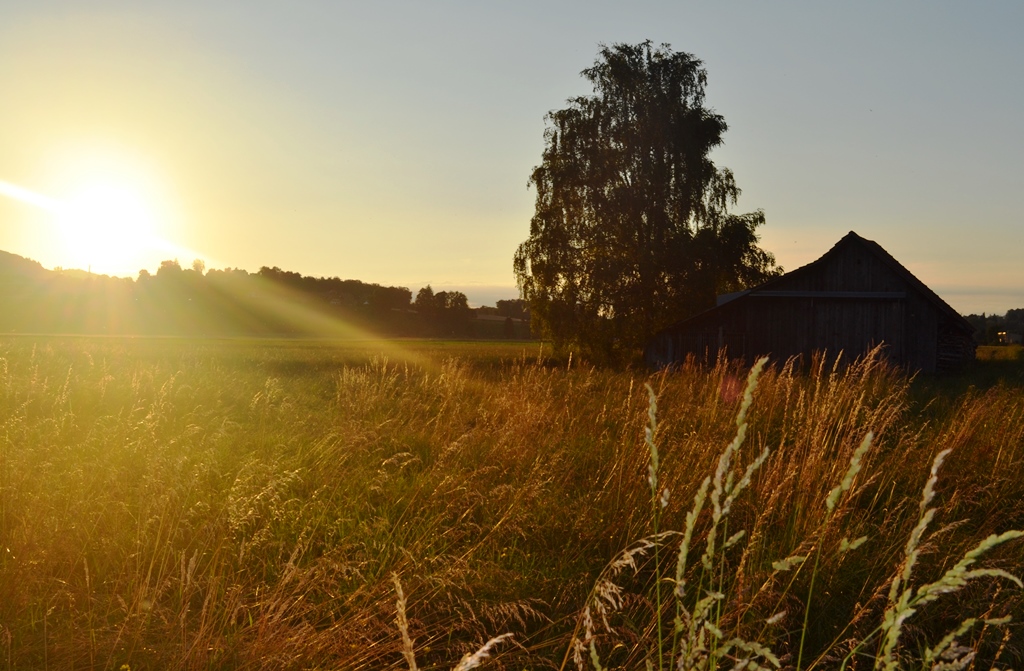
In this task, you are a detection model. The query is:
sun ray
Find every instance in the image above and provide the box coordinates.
[0,178,63,212]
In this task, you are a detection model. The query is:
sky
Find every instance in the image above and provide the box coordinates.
[0,1,1021,313]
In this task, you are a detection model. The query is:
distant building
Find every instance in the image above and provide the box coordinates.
[646,231,976,373]
[998,331,1022,345]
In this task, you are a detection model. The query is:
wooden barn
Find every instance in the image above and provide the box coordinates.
[645,231,976,372]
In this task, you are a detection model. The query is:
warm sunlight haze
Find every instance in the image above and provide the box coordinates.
[2,4,1024,669]
[0,1,1021,311]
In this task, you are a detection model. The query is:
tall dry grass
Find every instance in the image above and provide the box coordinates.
[569,352,1023,670]
[0,338,1021,669]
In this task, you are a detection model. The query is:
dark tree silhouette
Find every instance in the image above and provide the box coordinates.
[156,259,183,278]
[414,286,472,336]
[496,299,528,320]
[414,285,436,311]
[514,41,779,361]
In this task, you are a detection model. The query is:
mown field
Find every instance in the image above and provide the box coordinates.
[0,336,1022,670]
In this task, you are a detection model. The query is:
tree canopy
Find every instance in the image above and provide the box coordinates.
[514,41,779,362]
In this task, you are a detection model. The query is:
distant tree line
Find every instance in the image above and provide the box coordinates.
[965,309,1024,345]
[0,251,531,339]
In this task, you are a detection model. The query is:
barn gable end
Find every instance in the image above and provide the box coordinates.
[646,232,976,372]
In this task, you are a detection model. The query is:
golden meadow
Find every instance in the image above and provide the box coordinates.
[1,337,1022,670]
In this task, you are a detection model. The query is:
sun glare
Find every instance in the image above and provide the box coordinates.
[1,171,197,278]
[54,182,164,275]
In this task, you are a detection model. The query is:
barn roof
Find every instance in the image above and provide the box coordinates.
[661,231,974,334]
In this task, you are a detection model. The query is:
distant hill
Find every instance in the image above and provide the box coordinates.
[0,249,50,280]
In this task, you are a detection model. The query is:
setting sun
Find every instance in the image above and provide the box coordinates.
[0,154,195,277]
[55,182,162,274]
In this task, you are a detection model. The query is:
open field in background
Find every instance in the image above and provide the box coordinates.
[977,344,1024,362]
[0,337,1023,670]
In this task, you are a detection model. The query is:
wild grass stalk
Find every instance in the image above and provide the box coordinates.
[394,572,513,671]
[643,382,667,671]
[795,431,874,671]
[834,448,1024,671]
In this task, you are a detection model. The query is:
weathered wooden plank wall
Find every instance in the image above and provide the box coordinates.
[646,233,975,373]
